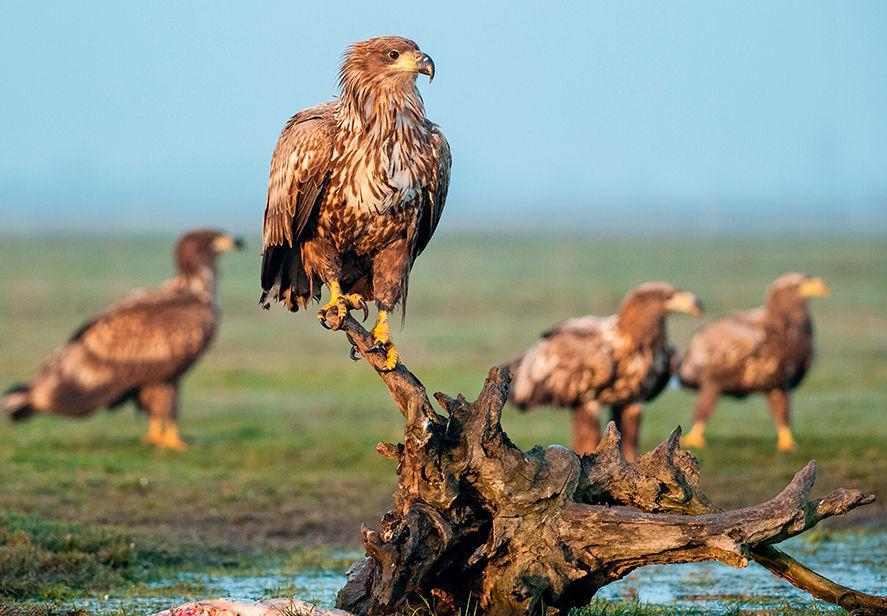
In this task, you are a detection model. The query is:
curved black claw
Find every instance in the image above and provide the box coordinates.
[368,342,387,355]
[345,334,362,361]
[357,299,369,322]
[317,313,333,330]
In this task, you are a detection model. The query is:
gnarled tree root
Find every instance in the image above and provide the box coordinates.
[329,312,885,616]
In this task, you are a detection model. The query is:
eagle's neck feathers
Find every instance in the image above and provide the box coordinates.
[615,305,667,348]
[338,77,426,136]
[334,79,432,215]
[175,265,217,306]
[764,297,811,330]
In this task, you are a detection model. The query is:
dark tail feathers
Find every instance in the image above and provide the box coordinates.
[260,244,319,312]
[2,383,35,421]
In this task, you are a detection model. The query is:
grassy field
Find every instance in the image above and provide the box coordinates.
[0,233,884,613]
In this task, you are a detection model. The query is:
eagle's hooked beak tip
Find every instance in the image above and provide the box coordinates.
[416,53,435,83]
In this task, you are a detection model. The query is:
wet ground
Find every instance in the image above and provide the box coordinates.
[595,530,886,611]
[73,531,885,615]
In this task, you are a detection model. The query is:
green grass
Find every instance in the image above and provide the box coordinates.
[0,233,885,612]
[0,512,230,602]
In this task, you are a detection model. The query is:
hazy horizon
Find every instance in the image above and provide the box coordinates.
[2,1,886,234]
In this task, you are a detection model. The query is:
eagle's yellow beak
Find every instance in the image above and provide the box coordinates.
[665,291,704,316]
[212,235,245,253]
[798,276,830,298]
[394,50,435,82]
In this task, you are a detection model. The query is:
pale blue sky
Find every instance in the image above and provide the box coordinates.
[1,1,885,234]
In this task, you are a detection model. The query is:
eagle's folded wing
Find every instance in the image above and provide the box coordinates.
[411,124,451,260]
[512,319,615,408]
[31,293,215,412]
[263,102,337,248]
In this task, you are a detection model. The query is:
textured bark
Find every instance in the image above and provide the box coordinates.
[326,312,884,616]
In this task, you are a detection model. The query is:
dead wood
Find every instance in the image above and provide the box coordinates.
[326,311,885,616]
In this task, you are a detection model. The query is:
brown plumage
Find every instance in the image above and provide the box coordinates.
[509,283,702,460]
[260,36,451,370]
[679,273,830,452]
[1,230,243,450]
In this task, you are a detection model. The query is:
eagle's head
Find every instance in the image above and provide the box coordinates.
[617,282,703,343]
[340,36,435,89]
[767,273,831,313]
[338,37,435,130]
[175,229,244,277]
[621,282,704,318]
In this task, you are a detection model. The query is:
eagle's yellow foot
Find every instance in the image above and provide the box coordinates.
[316,282,368,330]
[680,423,706,449]
[158,424,189,452]
[142,416,164,446]
[776,427,797,452]
[369,310,400,371]
[145,421,188,451]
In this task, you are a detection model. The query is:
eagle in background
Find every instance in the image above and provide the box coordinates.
[679,273,830,452]
[1,230,243,450]
[260,36,451,370]
[509,283,702,460]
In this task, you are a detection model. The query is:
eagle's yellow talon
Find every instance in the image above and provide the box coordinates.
[338,293,367,319]
[317,281,365,330]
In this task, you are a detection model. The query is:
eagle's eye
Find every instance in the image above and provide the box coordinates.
[388,50,400,60]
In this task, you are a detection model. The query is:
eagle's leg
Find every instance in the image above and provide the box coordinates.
[369,310,399,371]
[366,240,409,371]
[571,400,601,455]
[612,402,643,461]
[767,388,797,452]
[143,415,165,446]
[681,380,721,449]
[316,280,368,330]
[139,383,188,451]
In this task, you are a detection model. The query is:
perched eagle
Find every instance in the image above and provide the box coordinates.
[509,283,702,460]
[260,37,451,370]
[679,273,830,452]
[1,230,243,450]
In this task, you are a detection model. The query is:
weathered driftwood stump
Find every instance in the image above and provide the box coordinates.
[327,312,886,616]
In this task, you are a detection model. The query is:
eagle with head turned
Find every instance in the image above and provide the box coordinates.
[508,283,702,461]
[260,36,451,370]
[679,273,830,452]
[1,230,243,450]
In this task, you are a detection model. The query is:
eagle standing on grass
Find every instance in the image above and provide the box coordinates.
[509,283,702,460]
[1,230,243,450]
[679,273,830,452]
[260,37,451,370]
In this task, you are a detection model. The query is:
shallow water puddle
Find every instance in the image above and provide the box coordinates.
[596,531,886,611]
[78,532,885,614]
